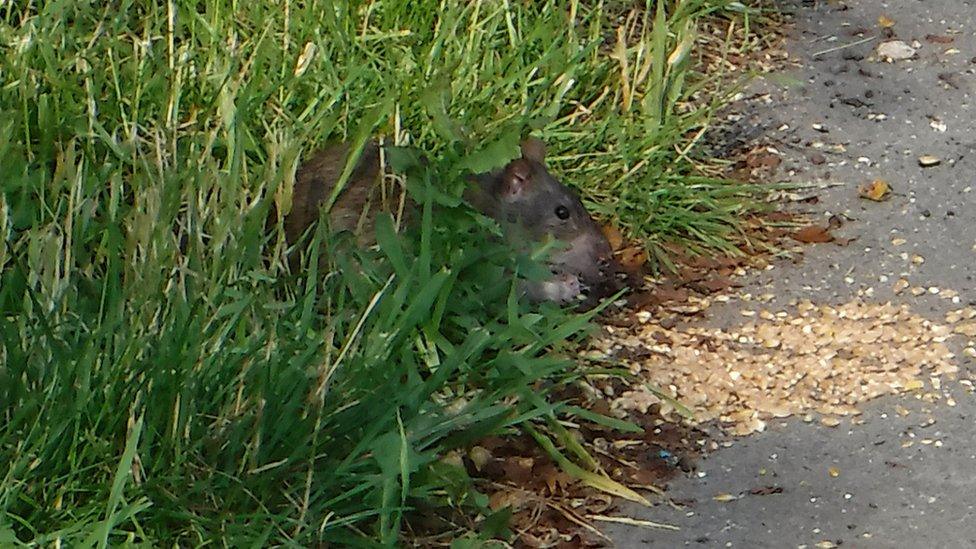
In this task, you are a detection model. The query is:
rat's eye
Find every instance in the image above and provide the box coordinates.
[555,205,570,220]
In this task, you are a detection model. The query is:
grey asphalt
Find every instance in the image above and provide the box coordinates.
[608,1,976,547]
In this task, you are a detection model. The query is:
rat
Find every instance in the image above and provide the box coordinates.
[281,138,619,305]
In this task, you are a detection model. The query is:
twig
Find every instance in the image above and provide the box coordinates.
[588,514,681,531]
[549,503,612,542]
[629,484,687,511]
[812,35,877,58]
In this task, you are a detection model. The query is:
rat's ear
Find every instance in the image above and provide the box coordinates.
[500,158,534,200]
[520,137,546,163]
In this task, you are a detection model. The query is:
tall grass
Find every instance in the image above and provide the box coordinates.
[1,0,760,544]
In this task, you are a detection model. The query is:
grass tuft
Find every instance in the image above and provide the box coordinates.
[1,0,768,544]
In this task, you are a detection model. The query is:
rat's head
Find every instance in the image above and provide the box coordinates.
[469,138,618,303]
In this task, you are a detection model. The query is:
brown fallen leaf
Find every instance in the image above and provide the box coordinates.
[925,34,954,44]
[653,285,689,304]
[677,267,707,284]
[699,276,736,293]
[858,179,891,201]
[792,225,834,244]
[878,14,895,28]
[745,150,782,170]
[501,457,535,484]
[602,224,624,252]
[748,486,784,496]
[626,290,659,310]
[488,488,531,511]
[537,463,571,494]
[617,246,648,272]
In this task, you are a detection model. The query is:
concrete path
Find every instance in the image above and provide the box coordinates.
[608,1,976,547]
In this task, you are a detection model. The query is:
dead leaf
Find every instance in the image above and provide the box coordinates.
[858,179,891,201]
[677,267,707,284]
[653,285,689,304]
[538,463,571,494]
[925,34,954,44]
[877,40,916,60]
[748,486,783,496]
[489,489,531,511]
[617,246,648,272]
[699,276,735,293]
[602,224,624,252]
[877,14,895,28]
[745,150,782,170]
[469,446,492,471]
[502,458,535,484]
[627,290,659,310]
[792,225,834,244]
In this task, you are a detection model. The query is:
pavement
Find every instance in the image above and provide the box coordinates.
[607,1,976,547]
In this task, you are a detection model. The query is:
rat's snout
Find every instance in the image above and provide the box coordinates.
[520,272,582,304]
[550,229,616,294]
[522,233,620,305]
[544,272,583,304]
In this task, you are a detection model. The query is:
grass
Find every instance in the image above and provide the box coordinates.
[1,0,768,545]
